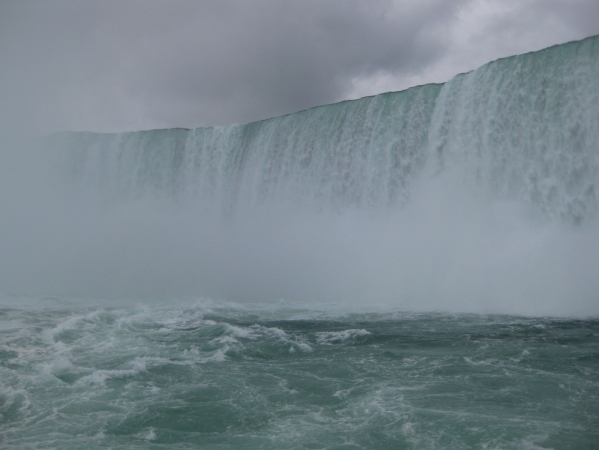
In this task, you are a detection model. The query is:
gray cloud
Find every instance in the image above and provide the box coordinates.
[0,0,598,136]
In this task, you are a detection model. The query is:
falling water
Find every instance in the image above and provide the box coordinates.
[1,36,598,449]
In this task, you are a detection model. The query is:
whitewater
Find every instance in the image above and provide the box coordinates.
[1,36,598,448]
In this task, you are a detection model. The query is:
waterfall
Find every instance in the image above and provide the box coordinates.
[3,35,599,314]
[46,35,599,222]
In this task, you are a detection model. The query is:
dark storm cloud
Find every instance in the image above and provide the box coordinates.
[0,0,598,135]
[0,0,458,133]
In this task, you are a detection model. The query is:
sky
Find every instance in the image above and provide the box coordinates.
[1,0,598,136]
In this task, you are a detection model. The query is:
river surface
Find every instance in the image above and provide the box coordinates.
[1,297,597,449]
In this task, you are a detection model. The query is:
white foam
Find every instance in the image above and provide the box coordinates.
[316,329,371,345]
[75,368,140,385]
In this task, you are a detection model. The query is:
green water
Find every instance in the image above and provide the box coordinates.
[1,298,597,449]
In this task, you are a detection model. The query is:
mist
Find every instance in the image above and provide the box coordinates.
[1,133,598,318]
[1,32,598,318]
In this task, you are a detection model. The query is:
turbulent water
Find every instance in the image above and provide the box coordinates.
[1,36,599,448]
[1,298,598,449]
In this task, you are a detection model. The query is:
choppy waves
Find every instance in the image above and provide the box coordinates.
[1,297,598,449]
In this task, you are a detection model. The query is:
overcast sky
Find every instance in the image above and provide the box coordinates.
[1,0,598,136]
